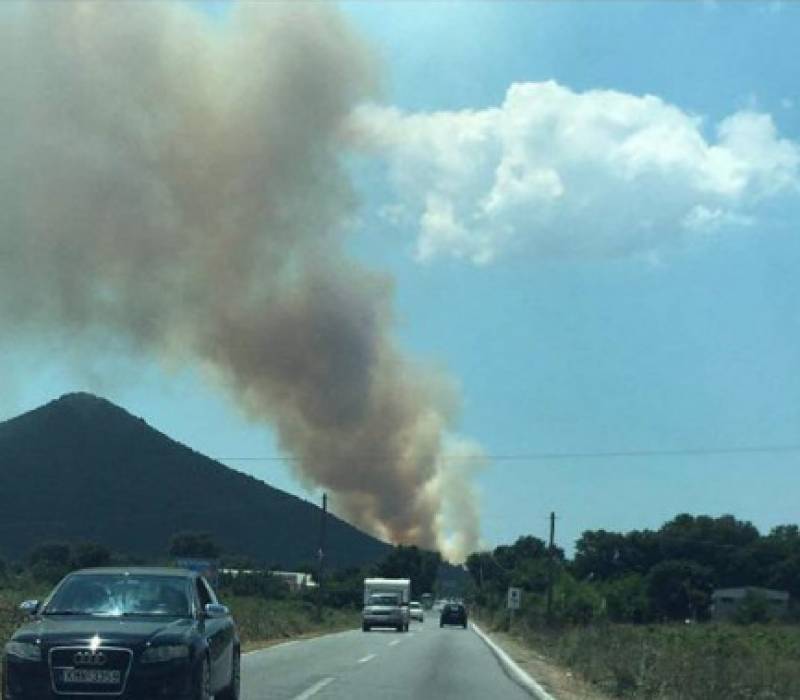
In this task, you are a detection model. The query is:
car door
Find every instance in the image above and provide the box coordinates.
[195,576,232,692]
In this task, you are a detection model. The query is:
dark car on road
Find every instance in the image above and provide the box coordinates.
[439,602,468,628]
[2,567,240,700]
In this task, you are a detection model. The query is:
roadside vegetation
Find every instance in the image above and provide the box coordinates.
[468,513,800,699]
[479,607,800,699]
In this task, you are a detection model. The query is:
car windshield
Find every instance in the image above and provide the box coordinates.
[43,574,191,617]
[368,594,399,606]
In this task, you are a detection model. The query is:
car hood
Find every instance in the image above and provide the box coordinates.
[12,616,194,647]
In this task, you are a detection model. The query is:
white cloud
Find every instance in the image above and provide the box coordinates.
[351,81,800,265]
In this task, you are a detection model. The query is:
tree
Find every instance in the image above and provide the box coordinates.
[553,573,604,625]
[658,514,760,586]
[168,532,221,559]
[646,560,713,621]
[219,570,290,600]
[323,566,368,608]
[511,535,549,561]
[466,535,555,601]
[573,530,629,581]
[602,574,649,623]
[767,555,800,599]
[29,542,71,567]
[28,542,72,583]
[511,558,550,594]
[732,590,772,625]
[376,545,441,598]
[72,542,112,569]
[221,555,257,570]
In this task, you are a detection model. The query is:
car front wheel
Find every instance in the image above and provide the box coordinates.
[193,655,212,700]
[217,648,240,700]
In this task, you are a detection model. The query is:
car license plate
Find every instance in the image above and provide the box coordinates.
[61,668,121,684]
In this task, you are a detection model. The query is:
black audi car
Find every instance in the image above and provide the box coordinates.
[439,602,468,628]
[2,567,240,700]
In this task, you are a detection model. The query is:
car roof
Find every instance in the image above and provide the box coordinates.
[71,567,197,578]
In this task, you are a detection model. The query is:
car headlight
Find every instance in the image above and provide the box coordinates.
[140,644,190,663]
[5,641,42,662]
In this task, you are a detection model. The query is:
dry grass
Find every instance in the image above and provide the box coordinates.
[226,595,359,648]
[480,608,800,699]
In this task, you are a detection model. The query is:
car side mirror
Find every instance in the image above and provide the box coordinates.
[203,603,229,619]
[19,600,40,616]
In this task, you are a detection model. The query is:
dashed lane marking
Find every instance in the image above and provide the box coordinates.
[357,653,377,664]
[291,677,335,700]
[388,640,401,647]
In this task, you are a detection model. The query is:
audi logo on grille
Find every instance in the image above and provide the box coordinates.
[73,651,107,667]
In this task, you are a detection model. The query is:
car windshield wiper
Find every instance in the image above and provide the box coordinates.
[42,610,87,615]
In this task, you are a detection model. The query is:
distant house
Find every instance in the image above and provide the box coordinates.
[220,568,317,593]
[712,587,789,620]
[271,571,318,592]
[220,568,257,578]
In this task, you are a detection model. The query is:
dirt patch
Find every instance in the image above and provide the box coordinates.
[482,628,612,700]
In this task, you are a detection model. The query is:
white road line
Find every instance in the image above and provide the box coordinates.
[243,627,359,657]
[357,653,377,664]
[291,677,335,700]
[243,640,298,657]
[388,639,401,647]
[470,623,556,700]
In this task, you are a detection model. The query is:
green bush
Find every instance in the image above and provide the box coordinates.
[732,591,773,625]
[219,571,290,600]
[602,574,649,623]
[646,560,713,621]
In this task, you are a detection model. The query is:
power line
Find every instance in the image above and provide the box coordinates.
[215,443,800,462]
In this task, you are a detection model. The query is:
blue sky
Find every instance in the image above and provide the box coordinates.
[4,1,800,557]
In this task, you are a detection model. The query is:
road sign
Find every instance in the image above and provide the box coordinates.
[507,587,521,610]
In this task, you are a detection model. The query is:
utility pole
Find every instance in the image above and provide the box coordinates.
[546,511,556,626]
[317,493,327,622]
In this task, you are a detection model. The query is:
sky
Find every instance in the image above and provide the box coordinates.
[2,1,800,559]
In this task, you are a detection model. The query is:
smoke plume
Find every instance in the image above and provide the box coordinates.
[0,1,481,560]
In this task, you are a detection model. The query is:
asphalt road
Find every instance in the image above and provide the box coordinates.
[241,616,532,700]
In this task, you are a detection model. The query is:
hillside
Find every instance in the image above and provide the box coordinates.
[0,393,390,568]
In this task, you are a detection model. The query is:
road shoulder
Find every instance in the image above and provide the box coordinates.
[473,624,611,700]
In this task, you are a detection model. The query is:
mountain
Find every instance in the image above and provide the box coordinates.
[0,393,390,568]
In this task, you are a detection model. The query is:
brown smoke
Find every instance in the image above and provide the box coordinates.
[0,1,481,559]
